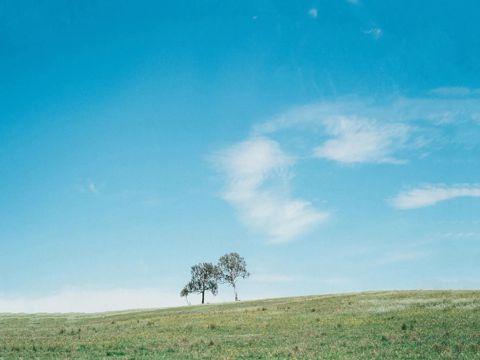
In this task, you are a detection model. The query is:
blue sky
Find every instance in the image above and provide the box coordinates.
[1,0,480,312]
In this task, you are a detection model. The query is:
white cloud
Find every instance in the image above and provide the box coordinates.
[254,97,480,135]
[252,96,480,166]
[214,96,480,240]
[364,27,383,39]
[0,288,185,313]
[0,287,300,313]
[308,8,318,18]
[313,116,410,164]
[215,137,329,242]
[390,184,480,209]
[255,103,413,165]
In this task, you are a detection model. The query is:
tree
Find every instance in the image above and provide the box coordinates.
[180,285,191,305]
[218,252,250,301]
[184,262,220,304]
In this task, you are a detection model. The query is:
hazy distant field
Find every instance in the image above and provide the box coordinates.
[0,290,479,359]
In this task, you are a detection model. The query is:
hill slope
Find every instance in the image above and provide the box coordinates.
[1,290,479,359]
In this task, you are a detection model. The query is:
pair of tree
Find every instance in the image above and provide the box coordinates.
[181,252,249,304]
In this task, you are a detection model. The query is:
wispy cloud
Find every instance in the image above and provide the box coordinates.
[308,8,318,18]
[390,184,480,209]
[215,95,480,240]
[254,102,414,165]
[77,179,99,194]
[442,232,479,240]
[313,116,410,164]
[215,137,329,242]
[255,96,480,134]
[364,27,383,39]
[253,96,480,164]
[430,87,480,97]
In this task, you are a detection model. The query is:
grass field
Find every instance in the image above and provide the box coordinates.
[1,290,479,359]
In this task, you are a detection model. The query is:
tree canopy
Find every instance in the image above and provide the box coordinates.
[218,252,250,301]
[184,262,220,304]
[181,253,250,304]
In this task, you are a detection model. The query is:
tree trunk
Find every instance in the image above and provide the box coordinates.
[234,284,238,301]
[201,291,205,304]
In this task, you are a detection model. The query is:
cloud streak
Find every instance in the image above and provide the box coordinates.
[313,116,410,164]
[0,288,184,313]
[390,185,480,209]
[364,27,383,39]
[215,137,329,242]
[254,96,480,134]
[429,87,480,97]
[253,95,480,165]
[216,94,480,240]
[255,102,414,165]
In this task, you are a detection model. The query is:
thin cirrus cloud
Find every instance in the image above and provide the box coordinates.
[216,94,480,241]
[313,116,410,164]
[214,137,329,242]
[364,27,383,39]
[390,185,480,209]
[255,101,415,165]
[255,95,480,134]
[254,95,480,165]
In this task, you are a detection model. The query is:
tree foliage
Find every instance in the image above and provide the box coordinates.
[183,262,220,304]
[218,252,250,301]
[180,285,191,305]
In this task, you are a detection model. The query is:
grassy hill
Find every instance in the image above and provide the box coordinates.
[0,290,479,359]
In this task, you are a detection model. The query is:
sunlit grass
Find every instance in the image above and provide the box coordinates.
[0,290,479,359]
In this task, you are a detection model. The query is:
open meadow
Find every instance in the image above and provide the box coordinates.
[1,290,479,359]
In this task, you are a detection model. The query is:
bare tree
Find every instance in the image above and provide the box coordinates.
[218,252,250,301]
[183,262,220,304]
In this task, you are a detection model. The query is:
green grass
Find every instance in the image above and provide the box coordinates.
[1,290,480,359]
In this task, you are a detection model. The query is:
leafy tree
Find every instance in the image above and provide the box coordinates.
[184,262,220,304]
[180,285,191,305]
[218,252,250,301]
